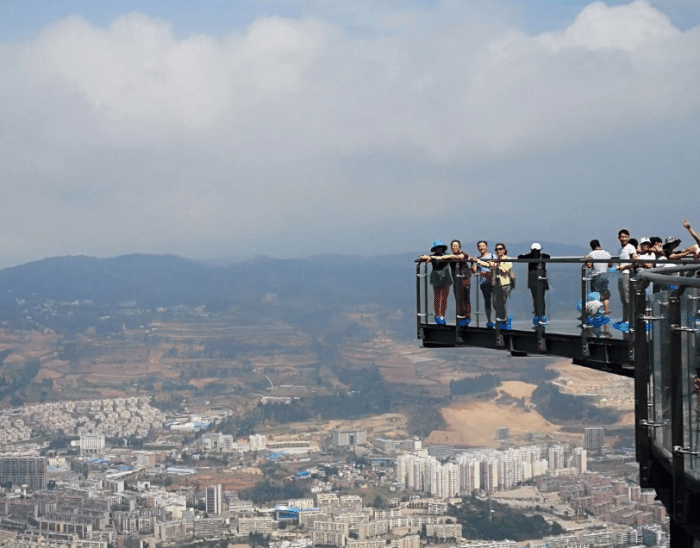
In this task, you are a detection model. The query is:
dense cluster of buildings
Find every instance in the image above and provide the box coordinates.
[397,444,588,498]
[12,398,166,439]
[0,417,32,445]
[551,475,665,526]
[0,395,669,548]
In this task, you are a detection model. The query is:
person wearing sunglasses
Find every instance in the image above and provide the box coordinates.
[475,243,513,329]
[472,241,495,327]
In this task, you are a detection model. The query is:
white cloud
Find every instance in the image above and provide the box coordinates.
[0,1,698,263]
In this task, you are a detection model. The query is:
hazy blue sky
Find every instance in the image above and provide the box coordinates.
[1,0,699,266]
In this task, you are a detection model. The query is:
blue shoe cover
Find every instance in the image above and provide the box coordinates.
[540,316,547,324]
[486,322,495,329]
[612,321,629,333]
[587,316,606,328]
[533,316,539,326]
[459,319,468,327]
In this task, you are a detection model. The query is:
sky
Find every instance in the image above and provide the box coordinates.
[1,0,699,266]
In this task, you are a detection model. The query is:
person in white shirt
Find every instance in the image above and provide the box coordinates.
[585,239,612,317]
[636,237,656,269]
[616,229,637,324]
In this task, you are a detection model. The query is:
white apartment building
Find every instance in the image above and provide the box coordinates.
[250,434,267,451]
[548,446,565,472]
[80,434,105,456]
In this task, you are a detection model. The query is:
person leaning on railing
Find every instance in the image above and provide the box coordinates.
[662,235,696,261]
[585,239,613,317]
[449,239,472,327]
[472,241,495,327]
[420,240,458,325]
[475,243,513,330]
[518,242,550,327]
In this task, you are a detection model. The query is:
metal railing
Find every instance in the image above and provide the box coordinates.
[634,264,700,525]
[416,256,653,340]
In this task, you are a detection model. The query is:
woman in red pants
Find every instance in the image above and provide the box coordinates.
[420,240,454,325]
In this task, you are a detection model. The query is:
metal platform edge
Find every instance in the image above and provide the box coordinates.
[419,324,633,378]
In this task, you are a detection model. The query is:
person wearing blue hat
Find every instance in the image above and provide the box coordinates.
[420,240,455,325]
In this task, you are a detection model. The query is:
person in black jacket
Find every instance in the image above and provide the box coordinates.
[518,243,550,326]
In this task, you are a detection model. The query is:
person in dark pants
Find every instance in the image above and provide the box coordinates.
[449,240,471,327]
[518,243,550,326]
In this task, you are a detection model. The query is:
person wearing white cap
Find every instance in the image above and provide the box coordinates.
[636,238,655,271]
[518,243,550,326]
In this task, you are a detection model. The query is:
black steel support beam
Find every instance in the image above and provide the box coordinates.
[633,281,652,488]
[419,324,633,377]
[670,291,687,524]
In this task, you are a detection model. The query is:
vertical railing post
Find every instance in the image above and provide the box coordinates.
[581,264,589,360]
[628,271,636,339]
[475,264,481,328]
[455,268,464,328]
[669,291,688,524]
[424,261,429,325]
[416,262,423,339]
[494,264,504,348]
[633,280,651,488]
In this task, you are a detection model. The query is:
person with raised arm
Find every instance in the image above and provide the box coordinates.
[683,219,700,245]
[682,219,700,259]
[662,236,695,261]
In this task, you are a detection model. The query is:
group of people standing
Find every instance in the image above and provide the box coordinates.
[585,219,700,332]
[420,219,700,332]
[420,240,548,329]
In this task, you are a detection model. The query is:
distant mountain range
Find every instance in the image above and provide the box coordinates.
[0,241,588,303]
[0,240,591,336]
